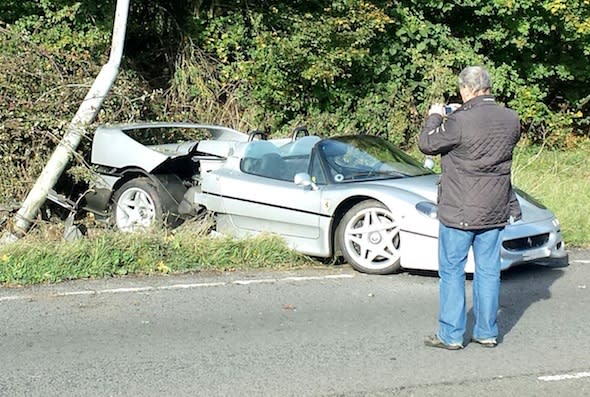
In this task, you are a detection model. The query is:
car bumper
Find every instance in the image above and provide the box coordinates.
[500,217,569,270]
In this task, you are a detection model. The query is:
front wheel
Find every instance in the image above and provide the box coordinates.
[112,178,163,232]
[336,200,402,274]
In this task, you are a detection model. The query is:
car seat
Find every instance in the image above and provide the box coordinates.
[258,152,286,180]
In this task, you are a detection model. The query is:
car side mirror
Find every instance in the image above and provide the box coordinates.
[294,172,319,191]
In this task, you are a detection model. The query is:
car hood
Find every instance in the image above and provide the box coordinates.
[357,174,556,225]
[364,174,439,202]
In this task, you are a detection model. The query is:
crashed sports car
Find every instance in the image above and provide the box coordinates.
[49,122,568,274]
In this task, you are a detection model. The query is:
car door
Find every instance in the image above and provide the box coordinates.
[217,171,322,240]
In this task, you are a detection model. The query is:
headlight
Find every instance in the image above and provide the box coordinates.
[552,218,560,228]
[416,201,438,219]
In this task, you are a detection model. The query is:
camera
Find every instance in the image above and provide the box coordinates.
[444,103,460,115]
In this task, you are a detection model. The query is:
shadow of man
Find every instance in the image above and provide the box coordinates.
[467,264,566,343]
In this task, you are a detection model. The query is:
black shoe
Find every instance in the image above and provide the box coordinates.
[471,337,498,348]
[424,335,463,350]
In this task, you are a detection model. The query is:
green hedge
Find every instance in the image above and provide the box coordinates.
[1,0,589,204]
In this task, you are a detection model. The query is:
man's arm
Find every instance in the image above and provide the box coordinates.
[418,109,462,155]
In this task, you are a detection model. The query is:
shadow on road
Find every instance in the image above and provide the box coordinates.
[406,260,569,343]
[468,264,566,342]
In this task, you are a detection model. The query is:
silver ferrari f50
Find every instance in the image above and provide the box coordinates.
[57,122,568,274]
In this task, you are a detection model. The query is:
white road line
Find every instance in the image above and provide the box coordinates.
[0,295,27,302]
[281,274,354,282]
[0,273,355,303]
[538,372,590,382]
[159,282,227,290]
[233,279,278,285]
[573,260,590,264]
[59,290,100,296]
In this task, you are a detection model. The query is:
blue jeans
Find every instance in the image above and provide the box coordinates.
[437,223,503,344]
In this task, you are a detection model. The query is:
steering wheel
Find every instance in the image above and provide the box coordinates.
[291,126,309,141]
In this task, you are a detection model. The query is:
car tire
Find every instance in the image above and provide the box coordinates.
[112,178,164,232]
[336,199,402,274]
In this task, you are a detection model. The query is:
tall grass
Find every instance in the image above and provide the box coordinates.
[512,142,590,247]
[0,224,313,286]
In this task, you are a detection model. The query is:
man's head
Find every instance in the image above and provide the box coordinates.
[458,66,491,103]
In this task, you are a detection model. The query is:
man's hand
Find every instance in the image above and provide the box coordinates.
[428,103,445,116]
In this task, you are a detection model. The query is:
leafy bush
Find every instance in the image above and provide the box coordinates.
[0,12,155,203]
[1,0,589,207]
[182,0,589,144]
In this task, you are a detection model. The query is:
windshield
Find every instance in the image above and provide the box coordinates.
[316,135,433,182]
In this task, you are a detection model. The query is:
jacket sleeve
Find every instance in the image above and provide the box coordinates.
[418,113,462,155]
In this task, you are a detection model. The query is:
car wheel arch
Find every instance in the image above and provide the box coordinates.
[111,169,185,204]
[111,168,151,194]
[109,169,186,227]
[330,195,381,256]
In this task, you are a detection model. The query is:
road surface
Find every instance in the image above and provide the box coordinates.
[1,249,589,396]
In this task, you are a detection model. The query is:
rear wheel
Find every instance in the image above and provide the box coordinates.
[112,178,163,232]
[336,200,402,274]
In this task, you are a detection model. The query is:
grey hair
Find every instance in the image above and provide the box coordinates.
[458,66,492,93]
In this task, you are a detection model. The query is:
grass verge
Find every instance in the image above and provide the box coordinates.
[513,143,590,247]
[0,225,314,287]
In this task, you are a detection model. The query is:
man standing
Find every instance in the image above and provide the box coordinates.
[418,66,521,350]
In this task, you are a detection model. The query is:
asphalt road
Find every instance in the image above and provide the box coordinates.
[1,249,589,396]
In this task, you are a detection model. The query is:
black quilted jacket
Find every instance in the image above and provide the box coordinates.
[418,95,522,230]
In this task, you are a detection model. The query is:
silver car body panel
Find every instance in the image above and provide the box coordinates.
[91,123,248,172]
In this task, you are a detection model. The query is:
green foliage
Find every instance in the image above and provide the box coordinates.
[427,0,590,145]
[9,1,112,61]
[183,0,589,144]
[0,1,39,23]
[0,20,155,202]
[3,0,589,143]
[1,0,589,205]
[513,141,590,246]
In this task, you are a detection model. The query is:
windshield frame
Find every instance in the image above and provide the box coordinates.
[313,135,434,184]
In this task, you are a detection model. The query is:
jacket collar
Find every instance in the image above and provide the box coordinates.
[462,95,495,110]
